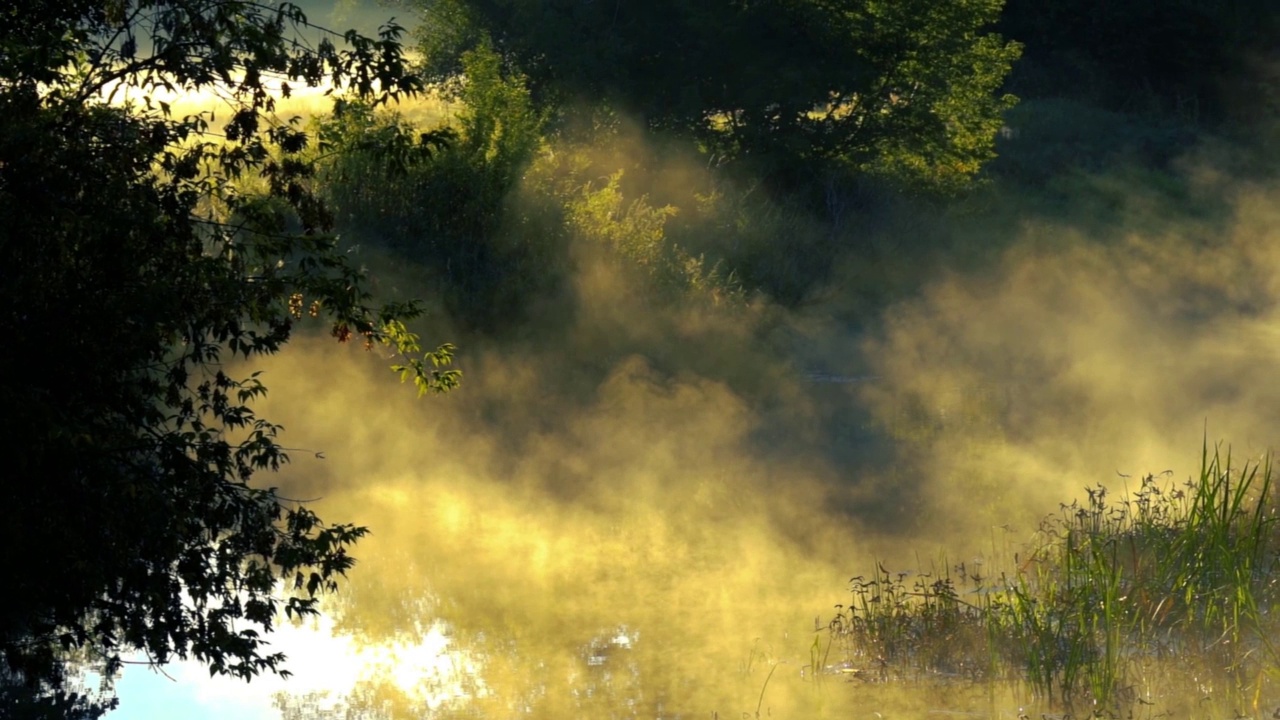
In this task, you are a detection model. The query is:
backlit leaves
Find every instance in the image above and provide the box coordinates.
[0,0,457,713]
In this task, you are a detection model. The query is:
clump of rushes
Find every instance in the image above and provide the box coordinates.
[826,562,998,684]
[827,442,1280,711]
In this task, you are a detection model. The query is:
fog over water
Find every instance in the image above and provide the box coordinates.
[91,3,1280,711]
[175,140,1280,717]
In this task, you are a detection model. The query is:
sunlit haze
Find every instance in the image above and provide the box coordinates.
[65,1,1280,718]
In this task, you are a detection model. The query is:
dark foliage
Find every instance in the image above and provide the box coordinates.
[0,0,458,713]
[316,46,564,332]
[999,0,1280,126]
[412,0,1020,195]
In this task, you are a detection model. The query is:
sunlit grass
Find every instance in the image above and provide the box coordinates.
[825,441,1280,714]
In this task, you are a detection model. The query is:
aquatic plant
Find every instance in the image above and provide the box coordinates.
[828,441,1280,712]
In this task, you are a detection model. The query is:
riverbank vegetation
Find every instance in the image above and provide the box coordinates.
[825,443,1280,714]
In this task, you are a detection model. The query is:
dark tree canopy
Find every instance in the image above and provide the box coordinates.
[999,0,1280,125]
[0,1,458,714]
[414,0,1021,192]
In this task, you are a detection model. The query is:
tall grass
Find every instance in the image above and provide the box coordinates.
[828,441,1280,711]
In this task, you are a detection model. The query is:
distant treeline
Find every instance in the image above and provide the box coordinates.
[315,0,1280,330]
[1000,0,1279,126]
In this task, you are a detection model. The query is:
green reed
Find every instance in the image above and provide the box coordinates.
[828,441,1280,710]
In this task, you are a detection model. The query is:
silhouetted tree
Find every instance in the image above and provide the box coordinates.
[0,1,459,714]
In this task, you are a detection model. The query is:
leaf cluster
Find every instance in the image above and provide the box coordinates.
[0,0,458,711]
[313,44,560,332]
[412,0,1020,194]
